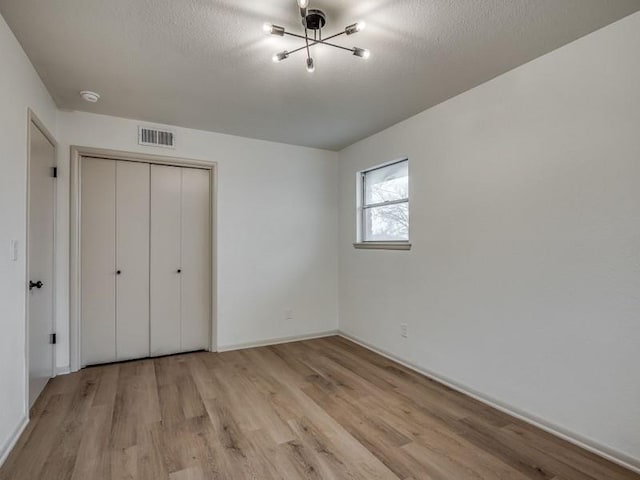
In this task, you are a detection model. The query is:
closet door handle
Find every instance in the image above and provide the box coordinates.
[176,269,182,274]
[116,270,122,275]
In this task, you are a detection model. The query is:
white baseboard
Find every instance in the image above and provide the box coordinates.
[338,331,640,475]
[55,365,71,376]
[217,330,339,352]
[0,415,28,468]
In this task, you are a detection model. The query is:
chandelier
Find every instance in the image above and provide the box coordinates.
[263,0,370,73]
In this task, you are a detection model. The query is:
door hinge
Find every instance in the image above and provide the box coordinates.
[51,167,57,178]
[49,333,57,345]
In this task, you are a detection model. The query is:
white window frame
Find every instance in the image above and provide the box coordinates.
[354,158,411,250]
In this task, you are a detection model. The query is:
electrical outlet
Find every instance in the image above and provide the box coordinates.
[401,323,408,338]
[285,308,293,320]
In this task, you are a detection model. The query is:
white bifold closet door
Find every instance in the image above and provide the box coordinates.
[116,161,150,360]
[150,165,182,355]
[150,165,210,356]
[81,158,150,366]
[180,168,211,351]
[81,158,117,365]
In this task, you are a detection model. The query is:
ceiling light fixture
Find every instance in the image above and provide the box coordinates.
[264,1,369,73]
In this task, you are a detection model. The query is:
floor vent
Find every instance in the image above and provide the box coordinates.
[138,126,175,148]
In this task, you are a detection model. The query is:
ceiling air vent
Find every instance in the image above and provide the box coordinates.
[138,126,175,148]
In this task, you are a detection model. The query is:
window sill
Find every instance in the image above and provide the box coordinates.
[353,242,412,251]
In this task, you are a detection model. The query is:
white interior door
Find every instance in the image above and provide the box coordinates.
[28,121,56,406]
[116,161,150,360]
[150,165,182,355]
[181,168,210,351]
[81,158,116,366]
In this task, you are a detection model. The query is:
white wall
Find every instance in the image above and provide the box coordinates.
[0,13,57,463]
[55,111,339,367]
[338,12,640,469]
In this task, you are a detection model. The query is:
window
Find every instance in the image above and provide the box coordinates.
[359,159,409,245]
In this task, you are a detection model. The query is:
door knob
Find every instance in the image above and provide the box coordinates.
[177,269,182,274]
[116,270,122,275]
[29,280,43,291]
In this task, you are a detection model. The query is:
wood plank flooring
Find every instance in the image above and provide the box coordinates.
[1,336,637,479]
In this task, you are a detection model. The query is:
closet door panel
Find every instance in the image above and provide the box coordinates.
[181,168,210,351]
[150,165,182,355]
[116,161,150,360]
[81,157,116,365]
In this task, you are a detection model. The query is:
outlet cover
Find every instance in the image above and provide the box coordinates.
[401,324,408,338]
[9,240,18,261]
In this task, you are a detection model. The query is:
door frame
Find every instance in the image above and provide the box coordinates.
[69,146,218,372]
[25,109,58,411]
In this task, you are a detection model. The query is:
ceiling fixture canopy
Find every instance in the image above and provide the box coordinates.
[264,0,370,73]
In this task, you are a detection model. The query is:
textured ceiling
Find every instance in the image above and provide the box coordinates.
[1,0,638,150]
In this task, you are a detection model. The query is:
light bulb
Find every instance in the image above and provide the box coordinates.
[297,0,309,8]
[272,51,289,63]
[263,23,285,36]
[353,47,370,59]
[306,57,315,73]
[345,21,366,35]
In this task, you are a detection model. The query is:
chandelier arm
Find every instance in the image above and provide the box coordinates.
[284,30,345,42]
[283,30,354,54]
[308,39,355,53]
[287,37,357,56]
[288,44,314,56]
[323,31,344,41]
[283,31,306,40]
[303,27,311,60]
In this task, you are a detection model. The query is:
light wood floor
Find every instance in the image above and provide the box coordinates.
[1,336,637,480]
